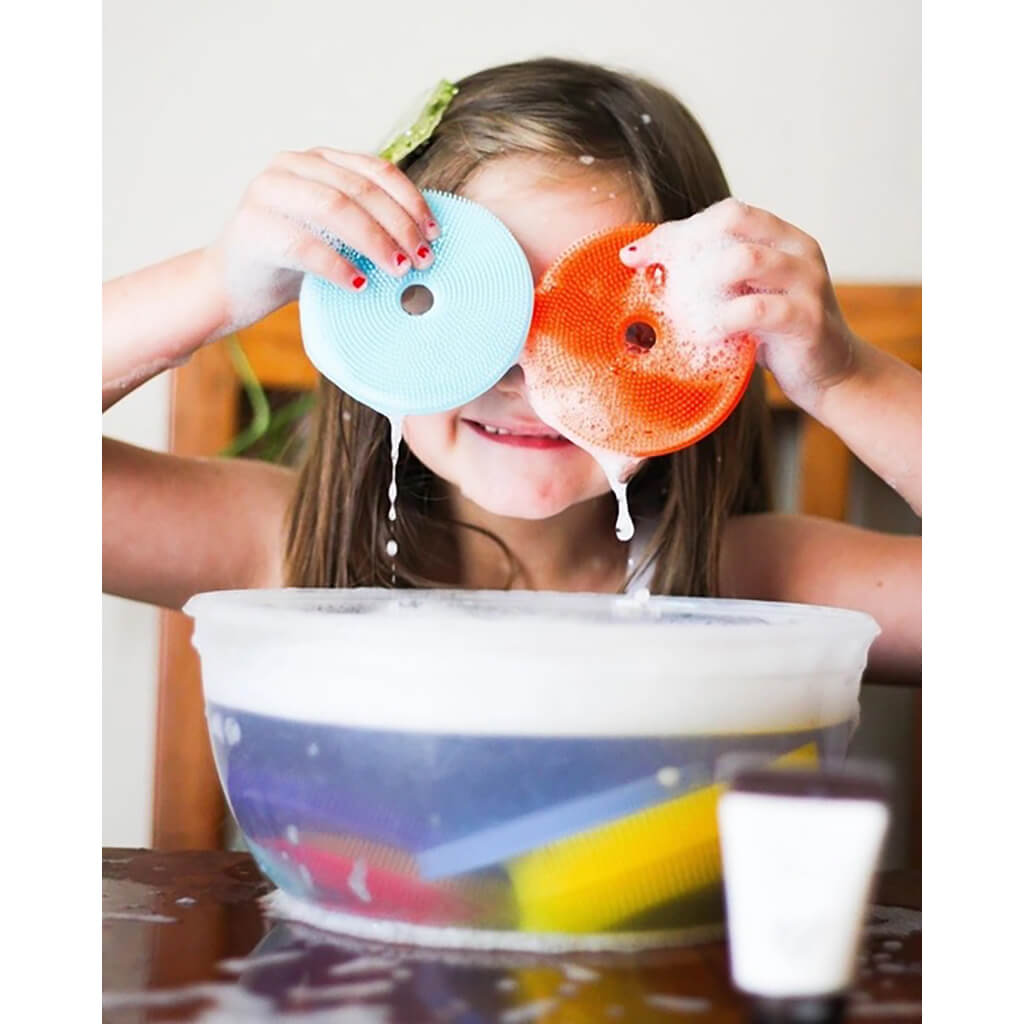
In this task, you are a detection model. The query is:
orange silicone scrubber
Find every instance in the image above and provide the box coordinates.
[521,224,758,458]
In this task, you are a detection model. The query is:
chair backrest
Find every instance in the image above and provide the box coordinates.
[151,285,921,850]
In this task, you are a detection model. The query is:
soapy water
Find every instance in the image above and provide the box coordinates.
[209,704,854,947]
[387,415,403,525]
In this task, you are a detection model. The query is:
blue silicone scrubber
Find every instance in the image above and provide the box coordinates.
[298,190,535,416]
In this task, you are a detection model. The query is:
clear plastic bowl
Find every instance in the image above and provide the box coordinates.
[184,588,879,951]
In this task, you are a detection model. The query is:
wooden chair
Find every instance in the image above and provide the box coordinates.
[152,284,922,858]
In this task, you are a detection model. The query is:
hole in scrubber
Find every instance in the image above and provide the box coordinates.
[624,321,657,352]
[400,284,434,316]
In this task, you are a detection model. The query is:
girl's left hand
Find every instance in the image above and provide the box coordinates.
[619,197,859,415]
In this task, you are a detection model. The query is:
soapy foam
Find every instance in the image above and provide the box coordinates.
[387,415,403,524]
[188,590,875,735]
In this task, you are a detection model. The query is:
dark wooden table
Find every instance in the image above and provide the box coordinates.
[103,849,921,1022]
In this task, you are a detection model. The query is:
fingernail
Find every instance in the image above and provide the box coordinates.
[352,275,367,290]
[417,245,431,260]
[426,220,440,240]
[395,252,409,267]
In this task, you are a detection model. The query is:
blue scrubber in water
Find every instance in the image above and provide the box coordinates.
[298,190,534,416]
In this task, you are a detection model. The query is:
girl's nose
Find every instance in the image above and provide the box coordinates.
[494,364,527,397]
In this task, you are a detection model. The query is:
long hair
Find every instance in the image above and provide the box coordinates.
[285,57,773,595]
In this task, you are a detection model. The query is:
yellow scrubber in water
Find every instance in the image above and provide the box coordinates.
[506,743,819,933]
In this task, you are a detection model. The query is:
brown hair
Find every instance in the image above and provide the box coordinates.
[285,57,773,595]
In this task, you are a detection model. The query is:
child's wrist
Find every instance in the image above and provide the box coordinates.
[808,334,876,428]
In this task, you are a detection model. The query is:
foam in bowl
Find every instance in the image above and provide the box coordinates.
[185,589,877,736]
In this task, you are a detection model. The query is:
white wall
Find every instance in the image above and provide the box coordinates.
[103,0,921,847]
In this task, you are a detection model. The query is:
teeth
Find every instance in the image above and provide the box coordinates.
[479,423,562,439]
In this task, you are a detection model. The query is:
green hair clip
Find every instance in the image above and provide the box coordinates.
[378,79,458,163]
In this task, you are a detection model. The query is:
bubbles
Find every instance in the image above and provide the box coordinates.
[562,963,600,983]
[385,539,399,558]
[285,824,299,845]
[579,154,595,165]
[224,717,241,746]
[640,113,652,124]
[657,765,681,788]
[348,858,372,903]
[307,741,319,758]
[207,710,224,744]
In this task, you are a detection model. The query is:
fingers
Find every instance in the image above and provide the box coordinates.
[250,207,368,292]
[620,197,823,270]
[252,150,439,278]
[697,197,823,259]
[278,150,436,271]
[716,290,821,339]
[311,149,439,241]
[248,167,420,279]
[714,241,823,294]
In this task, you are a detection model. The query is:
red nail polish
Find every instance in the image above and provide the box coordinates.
[417,246,430,259]
[427,220,438,231]
[395,253,408,266]
[352,275,367,290]
[627,245,638,253]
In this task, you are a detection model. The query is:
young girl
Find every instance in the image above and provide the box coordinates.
[103,57,921,684]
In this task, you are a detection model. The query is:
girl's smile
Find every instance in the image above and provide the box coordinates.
[462,418,570,448]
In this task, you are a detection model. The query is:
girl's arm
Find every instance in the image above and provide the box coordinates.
[103,247,227,410]
[808,339,921,516]
[102,437,294,609]
[104,149,440,606]
[103,149,438,412]
[626,199,920,682]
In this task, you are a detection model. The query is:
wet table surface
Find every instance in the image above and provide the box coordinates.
[103,848,921,1022]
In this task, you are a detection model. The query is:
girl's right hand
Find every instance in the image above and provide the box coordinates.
[207,148,441,332]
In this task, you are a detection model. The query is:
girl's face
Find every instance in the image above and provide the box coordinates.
[402,155,642,520]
